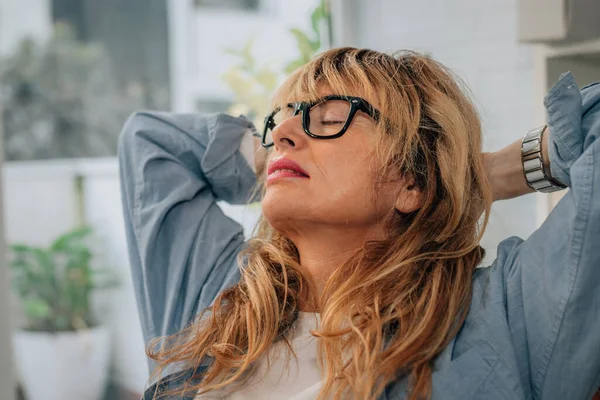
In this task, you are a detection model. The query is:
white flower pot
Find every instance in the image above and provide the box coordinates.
[13,325,111,400]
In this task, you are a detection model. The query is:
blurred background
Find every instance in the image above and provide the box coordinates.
[0,0,599,399]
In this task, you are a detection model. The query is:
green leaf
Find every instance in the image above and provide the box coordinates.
[223,47,243,57]
[311,3,325,36]
[222,68,255,94]
[10,244,38,255]
[32,248,54,275]
[289,28,316,63]
[254,67,278,91]
[311,39,321,53]
[72,245,93,258]
[9,257,33,271]
[22,298,51,320]
[240,38,255,71]
[50,226,93,251]
[11,274,31,298]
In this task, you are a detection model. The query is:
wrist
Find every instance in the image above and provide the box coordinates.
[489,140,535,201]
[541,126,553,178]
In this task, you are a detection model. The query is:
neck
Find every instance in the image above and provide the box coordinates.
[287,223,386,312]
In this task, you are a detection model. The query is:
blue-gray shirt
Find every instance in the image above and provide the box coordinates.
[118,72,600,400]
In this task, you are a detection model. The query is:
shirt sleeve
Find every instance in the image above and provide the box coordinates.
[498,73,600,399]
[118,111,258,368]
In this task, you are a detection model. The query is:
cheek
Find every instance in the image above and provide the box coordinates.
[321,164,372,205]
[322,169,383,222]
[321,144,374,198]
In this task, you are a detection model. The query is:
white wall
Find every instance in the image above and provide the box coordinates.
[340,0,541,262]
[5,162,78,246]
[0,0,51,55]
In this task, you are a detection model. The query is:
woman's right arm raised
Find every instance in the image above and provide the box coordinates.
[118,111,258,351]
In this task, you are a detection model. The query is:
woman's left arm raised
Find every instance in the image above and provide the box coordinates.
[486,72,600,400]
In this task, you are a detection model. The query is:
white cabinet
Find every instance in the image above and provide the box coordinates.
[519,0,600,44]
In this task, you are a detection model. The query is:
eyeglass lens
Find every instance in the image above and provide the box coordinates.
[264,99,352,146]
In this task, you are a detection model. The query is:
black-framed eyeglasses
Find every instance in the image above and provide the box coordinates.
[261,95,381,148]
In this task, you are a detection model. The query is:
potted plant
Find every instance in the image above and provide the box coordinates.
[9,226,119,400]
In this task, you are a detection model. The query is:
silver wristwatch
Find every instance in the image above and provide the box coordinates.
[521,125,567,193]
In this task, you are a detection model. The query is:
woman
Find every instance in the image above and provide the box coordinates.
[118,48,600,400]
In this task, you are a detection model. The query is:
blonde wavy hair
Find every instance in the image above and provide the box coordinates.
[148,47,492,400]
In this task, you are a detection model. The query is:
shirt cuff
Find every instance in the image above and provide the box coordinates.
[544,71,583,188]
[239,128,257,174]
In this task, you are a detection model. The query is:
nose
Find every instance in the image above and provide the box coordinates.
[271,114,308,151]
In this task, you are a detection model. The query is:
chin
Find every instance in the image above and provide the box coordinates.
[262,191,294,225]
[261,188,314,233]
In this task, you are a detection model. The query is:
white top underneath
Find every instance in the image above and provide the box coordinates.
[195,312,323,400]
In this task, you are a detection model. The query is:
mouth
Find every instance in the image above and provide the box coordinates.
[267,157,310,182]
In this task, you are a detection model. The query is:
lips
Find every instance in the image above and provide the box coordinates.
[267,157,310,179]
